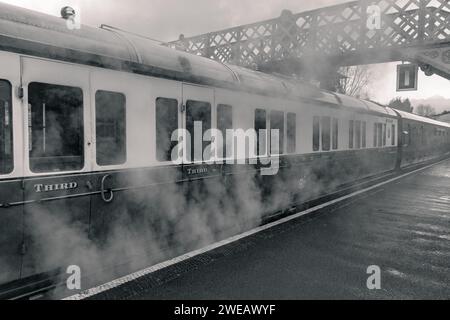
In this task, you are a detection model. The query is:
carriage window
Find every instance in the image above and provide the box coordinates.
[413,127,418,144]
[378,123,383,147]
[0,80,13,174]
[332,118,338,150]
[373,124,377,147]
[270,111,284,155]
[187,100,211,162]
[321,117,331,151]
[421,126,425,144]
[392,124,396,146]
[405,124,411,146]
[373,123,383,147]
[313,116,320,152]
[287,113,296,154]
[355,120,361,149]
[96,91,126,166]
[362,121,367,148]
[255,109,267,156]
[29,82,84,173]
[156,98,178,162]
[217,104,233,159]
[349,120,354,149]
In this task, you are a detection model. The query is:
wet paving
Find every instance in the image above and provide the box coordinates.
[91,160,450,300]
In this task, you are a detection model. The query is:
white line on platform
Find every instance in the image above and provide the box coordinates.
[63,159,446,300]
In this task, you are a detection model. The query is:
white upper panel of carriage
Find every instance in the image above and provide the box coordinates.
[1,1,449,127]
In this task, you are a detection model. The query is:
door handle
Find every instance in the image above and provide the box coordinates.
[100,174,114,203]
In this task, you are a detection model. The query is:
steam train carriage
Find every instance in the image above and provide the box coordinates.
[1,3,450,292]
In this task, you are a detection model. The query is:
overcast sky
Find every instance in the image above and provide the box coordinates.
[1,0,449,104]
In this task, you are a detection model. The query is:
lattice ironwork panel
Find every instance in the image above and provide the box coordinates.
[168,0,450,70]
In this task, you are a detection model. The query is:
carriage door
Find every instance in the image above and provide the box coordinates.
[182,84,214,167]
[0,52,24,287]
[20,57,93,278]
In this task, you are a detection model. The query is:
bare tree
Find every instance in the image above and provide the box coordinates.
[338,65,371,98]
[388,97,413,113]
[415,104,436,117]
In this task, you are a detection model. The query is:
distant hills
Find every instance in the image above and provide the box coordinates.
[410,96,450,114]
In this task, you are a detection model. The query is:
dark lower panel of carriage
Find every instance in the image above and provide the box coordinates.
[401,144,450,167]
[0,147,443,298]
[0,179,23,286]
[400,119,450,168]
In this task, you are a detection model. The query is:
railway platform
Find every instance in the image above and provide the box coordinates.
[67,159,450,300]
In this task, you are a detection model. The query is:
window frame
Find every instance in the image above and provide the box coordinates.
[355,120,361,149]
[95,90,127,167]
[255,108,267,157]
[373,123,378,147]
[217,104,233,160]
[270,110,285,155]
[155,97,179,163]
[377,123,383,147]
[287,112,297,154]
[420,126,425,144]
[349,120,354,149]
[392,124,396,146]
[313,116,320,152]
[28,81,85,173]
[186,99,212,162]
[362,121,367,148]
[0,79,13,175]
[321,116,331,152]
[405,124,411,146]
[332,118,339,151]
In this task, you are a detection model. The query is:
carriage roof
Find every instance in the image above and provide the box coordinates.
[1,2,449,126]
